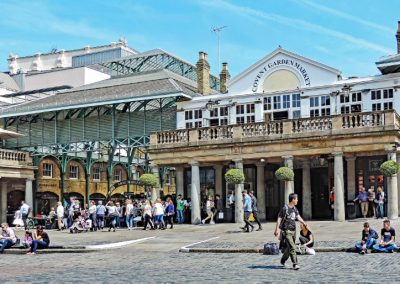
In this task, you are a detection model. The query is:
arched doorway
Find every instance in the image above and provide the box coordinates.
[36,191,59,215]
[110,193,124,203]
[7,190,25,225]
[90,193,106,205]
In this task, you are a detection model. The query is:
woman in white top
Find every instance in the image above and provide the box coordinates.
[56,202,65,230]
[88,200,97,231]
[153,199,165,230]
[142,200,154,230]
[202,196,215,225]
[125,200,134,230]
[106,201,117,232]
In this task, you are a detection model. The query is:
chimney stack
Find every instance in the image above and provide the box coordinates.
[196,51,210,96]
[219,62,230,94]
[397,21,400,54]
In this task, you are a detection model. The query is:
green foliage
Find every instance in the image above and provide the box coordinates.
[224,168,245,184]
[139,173,158,187]
[275,166,294,181]
[380,160,400,177]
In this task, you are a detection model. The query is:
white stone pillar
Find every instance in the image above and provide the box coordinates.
[151,165,160,202]
[256,162,266,220]
[283,155,294,200]
[190,161,201,224]
[346,157,356,201]
[214,165,223,198]
[175,166,184,197]
[333,152,345,221]
[0,182,7,223]
[302,159,312,220]
[25,179,33,217]
[387,150,398,219]
[234,159,244,223]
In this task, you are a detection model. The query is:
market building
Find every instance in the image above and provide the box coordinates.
[149,22,400,223]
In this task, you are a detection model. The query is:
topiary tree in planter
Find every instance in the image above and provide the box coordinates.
[275,166,294,181]
[380,160,400,176]
[225,168,245,184]
[139,173,158,199]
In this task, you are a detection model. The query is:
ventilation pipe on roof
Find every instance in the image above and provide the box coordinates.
[396,21,400,54]
[219,62,230,94]
[196,51,210,96]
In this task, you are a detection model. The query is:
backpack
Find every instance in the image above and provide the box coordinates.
[263,243,280,255]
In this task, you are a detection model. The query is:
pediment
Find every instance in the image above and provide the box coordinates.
[229,48,341,94]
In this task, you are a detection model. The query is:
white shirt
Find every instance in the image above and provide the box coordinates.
[126,204,134,215]
[144,204,152,216]
[153,203,164,216]
[89,205,97,214]
[56,205,64,217]
[107,206,117,215]
[20,203,30,215]
[229,195,235,205]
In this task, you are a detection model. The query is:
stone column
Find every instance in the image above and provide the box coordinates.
[151,165,160,202]
[214,165,223,198]
[387,150,398,219]
[0,182,7,223]
[256,162,266,220]
[283,155,294,200]
[25,179,33,217]
[346,156,356,201]
[302,159,312,220]
[333,152,345,221]
[190,161,201,224]
[397,154,400,212]
[175,166,184,197]
[234,159,244,223]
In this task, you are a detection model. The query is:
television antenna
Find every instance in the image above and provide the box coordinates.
[212,26,227,74]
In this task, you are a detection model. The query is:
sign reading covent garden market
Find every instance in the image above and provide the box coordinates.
[252,58,311,92]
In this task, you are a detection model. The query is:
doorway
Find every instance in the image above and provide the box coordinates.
[311,167,330,219]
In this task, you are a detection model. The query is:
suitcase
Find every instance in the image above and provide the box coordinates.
[263,242,280,255]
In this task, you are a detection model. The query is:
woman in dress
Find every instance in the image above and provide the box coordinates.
[12,210,24,227]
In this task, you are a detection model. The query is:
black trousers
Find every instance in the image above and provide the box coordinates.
[252,211,262,228]
[165,215,174,228]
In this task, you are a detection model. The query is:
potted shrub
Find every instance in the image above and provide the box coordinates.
[139,173,158,198]
[380,160,400,176]
[225,168,245,184]
[275,166,294,181]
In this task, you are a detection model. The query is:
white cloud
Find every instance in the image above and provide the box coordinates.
[199,0,393,55]
[296,0,393,35]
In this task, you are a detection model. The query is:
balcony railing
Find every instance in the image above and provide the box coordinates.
[150,110,397,147]
[0,149,32,165]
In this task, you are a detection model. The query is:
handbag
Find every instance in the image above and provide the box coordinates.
[263,243,280,255]
[218,212,224,219]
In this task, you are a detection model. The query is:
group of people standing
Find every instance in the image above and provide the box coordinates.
[354,186,385,218]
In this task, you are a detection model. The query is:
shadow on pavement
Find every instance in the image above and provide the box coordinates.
[248,265,285,270]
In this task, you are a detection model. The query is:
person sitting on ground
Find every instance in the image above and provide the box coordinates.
[299,223,314,248]
[355,222,378,254]
[372,219,397,253]
[28,225,50,254]
[0,223,17,253]
[22,231,33,248]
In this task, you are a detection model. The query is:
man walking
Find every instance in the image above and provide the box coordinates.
[20,200,30,230]
[274,193,307,270]
[176,194,185,224]
[354,187,369,218]
[249,191,262,231]
[242,190,254,232]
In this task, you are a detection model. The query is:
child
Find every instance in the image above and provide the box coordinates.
[22,231,33,249]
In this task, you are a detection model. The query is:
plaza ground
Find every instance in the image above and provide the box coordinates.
[1,219,400,283]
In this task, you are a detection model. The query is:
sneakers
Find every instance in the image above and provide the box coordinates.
[293,264,300,270]
[201,219,205,224]
[360,250,365,255]
[210,221,215,225]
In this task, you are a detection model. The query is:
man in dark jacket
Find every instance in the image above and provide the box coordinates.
[355,222,378,254]
[249,191,262,231]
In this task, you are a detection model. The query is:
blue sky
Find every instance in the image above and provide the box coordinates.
[0,0,399,78]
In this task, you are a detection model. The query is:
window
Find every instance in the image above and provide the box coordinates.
[185,122,193,128]
[340,94,350,103]
[220,107,228,116]
[69,165,78,179]
[93,168,100,181]
[384,102,393,110]
[210,108,218,117]
[371,90,381,100]
[43,163,53,178]
[264,97,272,110]
[236,105,245,114]
[185,109,202,129]
[273,96,281,109]
[194,110,202,119]
[310,109,319,117]
[372,103,381,111]
[292,94,300,108]
[185,111,193,120]
[283,95,290,108]
[383,89,394,99]
[351,92,361,102]
[247,115,255,123]
[292,110,301,119]
[341,106,350,114]
[246,104,255,113]
[321,108,331,116]
[310,97,319,107]
[114,169,121,182]
[194,121,202,128]
[236,117,245,124]
[220,118,228,125]
[321,95,330,106]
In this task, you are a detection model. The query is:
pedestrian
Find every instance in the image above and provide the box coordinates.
[56,201,64,230]
[88,200,97,231]
[375,186,385,219]
[20,200,30,230]
[214,195,224,223]
[125,199,134,230]
[249,191,262,231]
[165,198,175,229]
[367,186,376,218]
[115,202,122,228]
[202,196,215,225]
[228,190,235,222]
[355,222,378,254]
[354,187,369,218]
[0,223,17,253]
[12,209,24,227]
[96,200,106,230]
[372,219,397,253]
[153,199,165,230]
[274,193,307,270]
[176,194,185,224]
[241,190,254,232]
[28,225,50,255]
[106,201,117,232]
[142,200,154,230]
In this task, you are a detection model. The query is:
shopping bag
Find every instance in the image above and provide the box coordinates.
[248,213,255,222]
[218,212,224,219]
